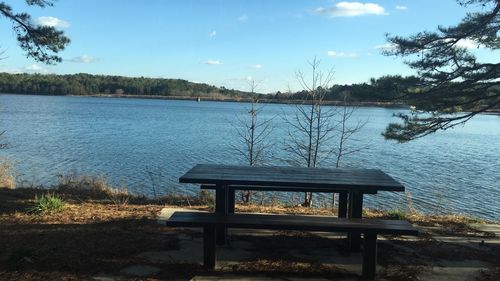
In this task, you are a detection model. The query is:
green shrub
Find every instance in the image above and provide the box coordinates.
[385,209,408,220]
[28,193,65,214]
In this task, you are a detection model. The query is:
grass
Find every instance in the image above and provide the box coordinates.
[0,159,15,189]
[27,193,65,215]
[384,209,409,220]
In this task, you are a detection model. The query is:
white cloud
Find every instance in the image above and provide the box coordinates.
[441,38,483,49]
[374,43,397,52]
[252,64,263,69]
[0,67,22,74]
[395,5,408,10]
[238,14,248,22]
[25,63,48,73]
[203,60,222,65]
[35,16,70,28]
[314,2,387,18]
[68,55,96,63]
[246,76,253,81]
[455,38,483,49]
[327,50,357,57]
[209,30,217,37]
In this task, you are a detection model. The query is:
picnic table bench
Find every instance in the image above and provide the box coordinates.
[180,164,406,249]
[166,211,418,279]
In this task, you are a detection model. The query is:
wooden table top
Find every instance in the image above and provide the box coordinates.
[179,164,405,192]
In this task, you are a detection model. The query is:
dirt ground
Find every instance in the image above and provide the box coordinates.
[0,188,499,281]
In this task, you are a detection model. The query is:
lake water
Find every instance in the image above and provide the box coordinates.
[1,94,499,220]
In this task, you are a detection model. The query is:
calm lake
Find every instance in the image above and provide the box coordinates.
[1,94,499,220]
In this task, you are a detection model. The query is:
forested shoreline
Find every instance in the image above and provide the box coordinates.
[0,72,420,104]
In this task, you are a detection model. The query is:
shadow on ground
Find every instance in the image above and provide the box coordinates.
[1,188,499,280]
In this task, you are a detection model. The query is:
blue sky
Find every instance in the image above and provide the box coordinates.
[0,0,497,93]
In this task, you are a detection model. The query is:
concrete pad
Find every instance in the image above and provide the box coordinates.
[92,276,120,281]
[470,223,500,245]
[158,207,207,224]
[229,228,285,237]
[191,276,338,281]
[137,251,178,264]
[418,223,500,250]
[419,260,490,281]
[217,242,257,266]
[471,223,500,235]
[120,265,161,277]
[139,237,257,266]
[289,247,361,274]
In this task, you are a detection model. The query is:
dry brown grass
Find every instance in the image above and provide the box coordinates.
[1,188,498,280]
[224,259,348,279]
[0,188,189,280]
[0,160,15,189]
[367,209,494,238]
[56,172,130,203]
[236,203,337,216]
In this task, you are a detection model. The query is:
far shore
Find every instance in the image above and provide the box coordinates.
[2,92,500,114]
[78,93,411,109]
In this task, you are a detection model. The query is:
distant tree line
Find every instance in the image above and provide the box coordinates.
[268,75,423,103]
[0,72,246,98]
[0,72,430,104]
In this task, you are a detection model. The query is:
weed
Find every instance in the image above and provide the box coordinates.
[56,172,130,205]
[0,158,15,189]
[197,190,214,205]
[28,193,65,214]
[107,187,130,206]
[385,209,408,220]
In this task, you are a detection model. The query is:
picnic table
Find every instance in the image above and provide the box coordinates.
[179,164,405,249]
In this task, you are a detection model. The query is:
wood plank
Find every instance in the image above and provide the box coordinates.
[200,184,378,194]
[180,164,404,192]
[166,212,419,236]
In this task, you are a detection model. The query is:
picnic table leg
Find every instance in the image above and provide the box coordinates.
[362,232,377,279]
[348,191,363,251]
[203,226,216,269]
[338,191,348,218]
[215,185,228,245]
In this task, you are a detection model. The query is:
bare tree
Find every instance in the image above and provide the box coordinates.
[232,79,273,203]
[333,93,368,168]
[283,58,337,207]
[330,92,368,209]
[284,59,368,208]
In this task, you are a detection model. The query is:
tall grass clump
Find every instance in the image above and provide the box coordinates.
[28,193,65,214]
[0,159,15,189]
[56,172,130,205]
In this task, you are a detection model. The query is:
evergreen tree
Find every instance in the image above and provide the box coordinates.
[383,0,500,142]
[0,0,70,64]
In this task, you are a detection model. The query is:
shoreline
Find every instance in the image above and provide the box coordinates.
[1,92,409,109]
[81,93,411,109]
[3,92,500,114]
